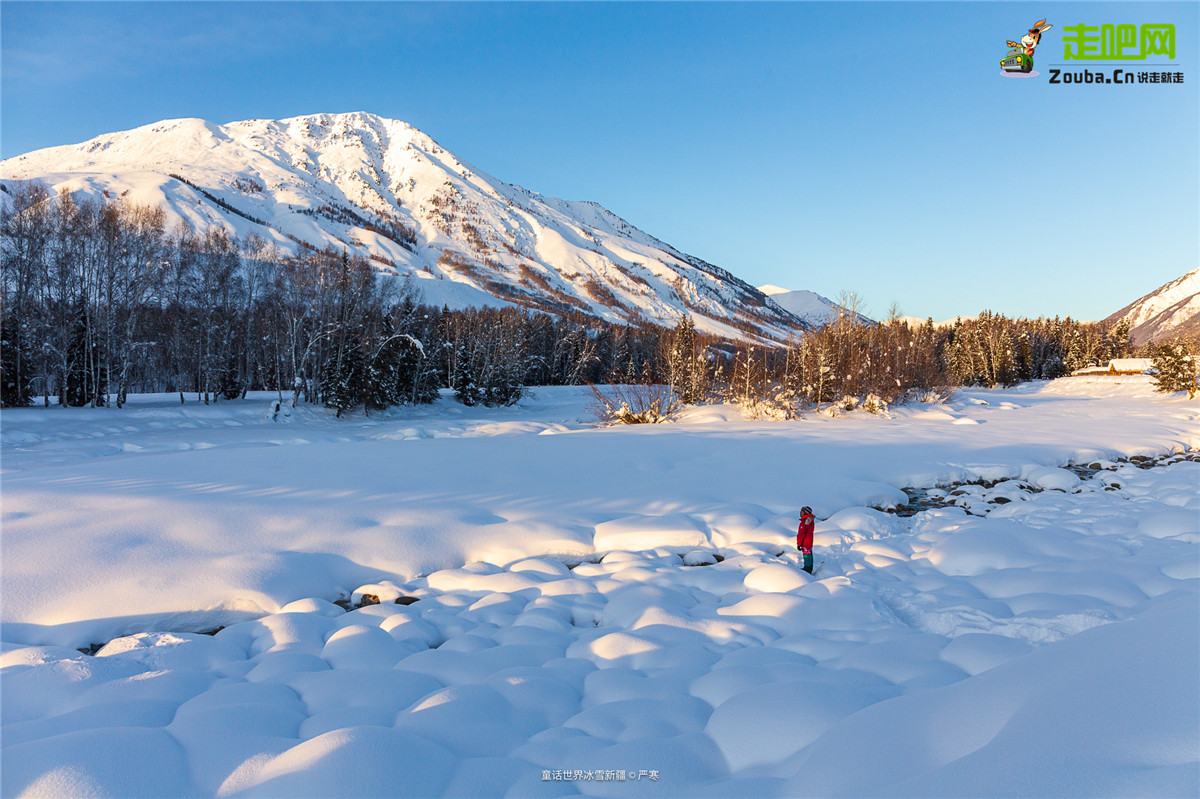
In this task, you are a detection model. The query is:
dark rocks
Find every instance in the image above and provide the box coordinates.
[879,450,1193,520]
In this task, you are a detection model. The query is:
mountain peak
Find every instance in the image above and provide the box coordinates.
[2,112,811,342]
[757,285,871,327]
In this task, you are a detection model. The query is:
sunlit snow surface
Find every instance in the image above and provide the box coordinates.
[2,377,1198,797]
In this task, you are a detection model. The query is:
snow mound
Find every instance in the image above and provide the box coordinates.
[2,385,1197,796]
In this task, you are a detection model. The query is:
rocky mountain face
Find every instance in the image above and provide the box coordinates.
[1,112,809,342]
[1104,268,1200,346]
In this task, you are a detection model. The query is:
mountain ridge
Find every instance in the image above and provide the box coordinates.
[1,111,809,343]
[1103,268,1200,346]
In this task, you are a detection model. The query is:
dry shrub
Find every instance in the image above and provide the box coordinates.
[589,382,680,425]
[738,390,799,421]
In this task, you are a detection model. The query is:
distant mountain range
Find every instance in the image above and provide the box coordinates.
[0,112,810,343]
[757,285,872,328]
[10,112,1190,348]
[1104,268,1200,346]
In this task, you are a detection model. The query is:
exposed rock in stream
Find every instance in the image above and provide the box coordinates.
[884,450,1197,518]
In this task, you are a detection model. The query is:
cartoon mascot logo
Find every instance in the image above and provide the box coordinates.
[1001,19,1052,76]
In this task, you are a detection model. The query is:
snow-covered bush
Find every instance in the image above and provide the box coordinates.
[861,393,888,415]
[738,396,798,421]
[589,382,680,425]
[737,386,800,421]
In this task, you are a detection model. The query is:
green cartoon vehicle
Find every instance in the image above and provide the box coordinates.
[1000,46,1033,73]
[1001,20,1051,74]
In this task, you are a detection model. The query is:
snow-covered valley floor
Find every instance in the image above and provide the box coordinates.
[2,378,1198,797]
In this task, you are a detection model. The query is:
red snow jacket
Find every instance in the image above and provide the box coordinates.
[797,511,814,554]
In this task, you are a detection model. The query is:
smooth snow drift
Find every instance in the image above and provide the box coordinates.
[1,376,1197,797]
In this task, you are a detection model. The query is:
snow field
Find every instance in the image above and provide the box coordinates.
[1,378,1198,796]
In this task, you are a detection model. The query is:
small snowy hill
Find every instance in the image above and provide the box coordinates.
[1104,268,1200,346]
[1,112,809,342]
[758,285,873,327]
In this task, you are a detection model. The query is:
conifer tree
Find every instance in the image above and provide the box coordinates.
[219,354,242,400]
[1107,318,1133,360]
[0,318,32,407]
[323,337,366,417]
[62,297,96,407]
[1149,340,1197,399]
[453,342,481,406]
[668,315,702,404]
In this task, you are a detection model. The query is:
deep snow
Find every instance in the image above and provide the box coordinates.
[1,376,1197,797]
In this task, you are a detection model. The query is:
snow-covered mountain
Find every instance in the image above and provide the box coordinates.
[758,285,873,327]
[1104,268,1200,346]
[1,112,809,342]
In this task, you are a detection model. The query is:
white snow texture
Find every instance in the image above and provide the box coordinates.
[1,375,1198,797]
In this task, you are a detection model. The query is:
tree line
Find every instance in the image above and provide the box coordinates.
[0,186,672,411]
[1,185,1145,416]
[599,302,1138,422]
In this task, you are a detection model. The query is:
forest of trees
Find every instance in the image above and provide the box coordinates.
[0,186,675,411]
[1,186,1143,416]
[602,302,1136,423]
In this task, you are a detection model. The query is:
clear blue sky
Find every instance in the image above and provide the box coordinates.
[3,1,1196,321]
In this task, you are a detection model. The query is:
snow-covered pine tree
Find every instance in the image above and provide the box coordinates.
[323,338,366,417]
[367,333,436,411]
[452,342,482,406]
[1106,318,1132,361]
[1064,329,1087,374]
[667,316,702,404]
[1015,330,1034,383]
[365,339,403,412]
[483,314,528,406]
[1149,341,1197,399]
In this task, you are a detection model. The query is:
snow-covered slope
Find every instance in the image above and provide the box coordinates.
[1104,268,1200,346]
[758,284,873,327]
[1,113,808,342]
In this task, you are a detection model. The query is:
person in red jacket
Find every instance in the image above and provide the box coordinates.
[797,506,815,574]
